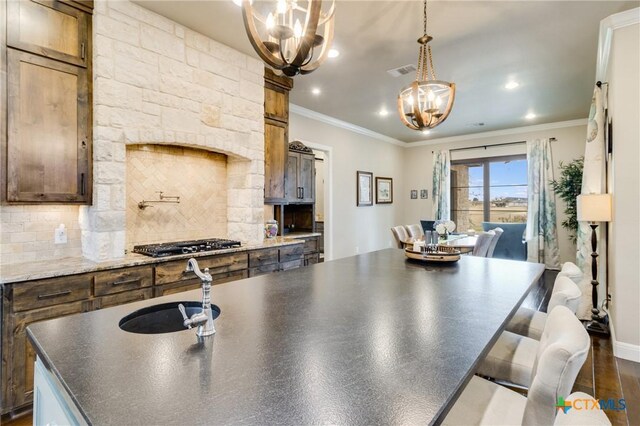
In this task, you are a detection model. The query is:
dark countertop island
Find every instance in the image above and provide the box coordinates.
[27,249,545,425]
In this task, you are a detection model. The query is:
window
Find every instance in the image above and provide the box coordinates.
[451,155,527,231]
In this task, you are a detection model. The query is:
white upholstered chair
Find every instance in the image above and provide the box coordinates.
[391,226,410,249]
[506,275,582,340]
[486,227,504,258]
[558,261,584,285]
[472,230,496,257]
[554,393,611,425]
[405,224,424,239]
[443,305,590,425]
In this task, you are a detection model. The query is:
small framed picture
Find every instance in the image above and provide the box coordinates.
[357,171,373,206]
[375,177,393,204]
[410,190,418,199]
[420,189,428,199]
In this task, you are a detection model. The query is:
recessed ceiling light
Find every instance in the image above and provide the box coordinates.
[379,108,389,117]
[232,0,253,6]
[422,130,431,135]
[328,49,340,58]
[311,87,321,95]
[505,81,519,90]
[525,112,536,120]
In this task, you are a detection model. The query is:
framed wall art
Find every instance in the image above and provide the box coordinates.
[375,177,393,204]
[420,189,428,199]
[357,171,373,206]
[410,190,418,199]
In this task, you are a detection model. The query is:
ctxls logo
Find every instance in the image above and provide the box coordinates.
[556,397,626,413]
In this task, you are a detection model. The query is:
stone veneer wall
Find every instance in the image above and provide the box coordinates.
[126,145,228,248]
[79,0,265,261]
[1,0,265,265]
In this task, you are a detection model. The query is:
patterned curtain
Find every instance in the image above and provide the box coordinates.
[525,139,560,269]
[432,150,450,220]
[575,85,607,319]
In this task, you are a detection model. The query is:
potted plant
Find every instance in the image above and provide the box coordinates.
[550,157,584,243]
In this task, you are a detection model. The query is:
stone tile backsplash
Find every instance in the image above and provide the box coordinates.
[126,145,228,248]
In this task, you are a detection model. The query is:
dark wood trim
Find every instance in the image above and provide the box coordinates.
[1,0,7,203]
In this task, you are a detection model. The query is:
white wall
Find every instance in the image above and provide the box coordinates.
[606,22,640,359]
[289,113,405,260]
[402,123,588,265]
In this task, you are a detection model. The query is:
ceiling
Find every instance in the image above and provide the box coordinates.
[134,1,638,143]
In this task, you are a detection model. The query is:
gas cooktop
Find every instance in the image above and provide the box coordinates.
[132,238,242,258]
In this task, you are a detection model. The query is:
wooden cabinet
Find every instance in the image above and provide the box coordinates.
[3,0,92,204]
[247,246,304,277]
[7,0,91,67]
[286,143,315,203]
[1,265,153,415]
[264,69,293,204]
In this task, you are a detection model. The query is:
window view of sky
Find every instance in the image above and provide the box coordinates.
[465,160,527,200]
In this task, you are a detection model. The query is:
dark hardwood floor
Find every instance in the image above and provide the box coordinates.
[3,271,638,426]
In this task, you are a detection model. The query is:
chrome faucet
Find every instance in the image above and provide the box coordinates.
[178,258,216,337]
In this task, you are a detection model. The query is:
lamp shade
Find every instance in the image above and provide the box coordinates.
[577,193,612,222]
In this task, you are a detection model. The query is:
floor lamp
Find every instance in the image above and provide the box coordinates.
[577,193,612,336]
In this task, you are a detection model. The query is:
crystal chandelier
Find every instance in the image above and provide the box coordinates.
[397,0,455,131]
[240,0,336,77]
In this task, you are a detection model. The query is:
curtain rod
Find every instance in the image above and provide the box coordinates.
[432,138,557,154]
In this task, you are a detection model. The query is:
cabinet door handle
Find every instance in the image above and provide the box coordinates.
[301,187,304,199]
[111,278,140,286]
[81,42,86,60]
[38,290,72,300]
[80,173,86,196]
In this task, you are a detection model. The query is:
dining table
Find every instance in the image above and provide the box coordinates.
[28,249,545,425]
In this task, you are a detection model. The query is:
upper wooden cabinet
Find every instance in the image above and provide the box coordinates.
[286,141,315,203]
[7,0,91,68]
[3,0,93,204]
[6,49,91,202]
[264,68,293,204]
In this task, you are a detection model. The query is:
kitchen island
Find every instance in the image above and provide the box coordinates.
[27,249,544,425]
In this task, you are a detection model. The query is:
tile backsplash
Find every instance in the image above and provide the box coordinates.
[1,206,82,264]
[126,145,227,248]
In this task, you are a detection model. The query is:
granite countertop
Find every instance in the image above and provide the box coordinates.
[0,237,304,284]
[27,250,544,425]
[280,231,322,238]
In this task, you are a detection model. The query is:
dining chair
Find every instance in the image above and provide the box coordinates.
[390,226,410,249]
[486,227,504,258]
[443,305,590,425]
[558,261,584,285]
[506,275,582,340]
[472,230,495,257]
[405,224,424,239]
[554,393,611,425]
[475,277,583,389]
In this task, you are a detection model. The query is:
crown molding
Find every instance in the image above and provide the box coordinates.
[406,118,589,148]
[597,8,640,82]
[289,104,407,147]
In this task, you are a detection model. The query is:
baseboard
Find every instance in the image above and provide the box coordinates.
[609,318,640,362]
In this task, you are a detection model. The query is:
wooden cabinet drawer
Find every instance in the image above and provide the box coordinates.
[155,253,248,285]
[155,270,248,296]
[280,259,303,271]
[249,248,279,268]
[94,265,153,296]
[248,263,279,277]
[7,0,90,67]
[279,244,303,263]
[305,253,320,266]
[303,238,318,254]
[94,288,153,310]
[12,275,92,312]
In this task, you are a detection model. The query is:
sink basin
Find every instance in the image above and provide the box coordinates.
[119,301,221,334]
